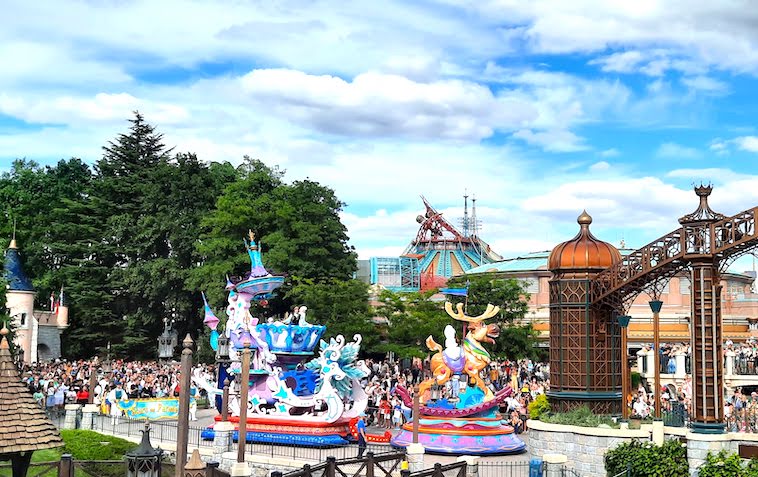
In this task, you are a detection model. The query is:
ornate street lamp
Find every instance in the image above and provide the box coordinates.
[616,315,632,420]
[103,341,112,373]
[215,335,230,362]
[126,422,163,477]
[158,317,177,363]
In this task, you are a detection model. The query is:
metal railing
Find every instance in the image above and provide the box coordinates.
[402,462,467,477]
[282,451,406,477]
[478,461,533,477]
[662,401,688,427]
[735,358,758,375]
[247,438,393,462]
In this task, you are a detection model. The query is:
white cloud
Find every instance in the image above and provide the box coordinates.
[0,93,189,126]
[666,168,748,183]
[656,142,702,159]
[709,139,729,156]
[681,76,729,94]
[600,148,620,157]
[513,129,588,152]
[238,69,536,141]
[590,161,611,172]
[734,136,758,153]
[461,1,758,75]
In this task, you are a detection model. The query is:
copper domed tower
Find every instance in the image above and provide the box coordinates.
[547,211,623,413]
[548,211,621,273]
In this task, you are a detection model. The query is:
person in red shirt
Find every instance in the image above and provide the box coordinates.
[76,386,90,405]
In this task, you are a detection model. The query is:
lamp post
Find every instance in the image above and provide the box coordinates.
[104,341,112,374]
[175,335,193,477]
[236,341,252,467]
[158,318,176,364]
[616,315,632,420]
[412,384,420,444]
[649,300,663,419]
[126,422,163,477]
[221,378,230,423]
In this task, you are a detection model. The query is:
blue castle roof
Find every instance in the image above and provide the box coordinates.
[4,241,35,292]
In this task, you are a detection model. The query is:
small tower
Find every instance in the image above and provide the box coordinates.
[3,237,36,363]
[547,211,623,413]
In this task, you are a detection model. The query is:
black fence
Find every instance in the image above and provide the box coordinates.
[247,439,394,462]
[478,461,533,477]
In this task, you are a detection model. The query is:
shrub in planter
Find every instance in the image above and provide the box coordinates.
[604,438,688,477]
[540,405,617,428]
[631,371,641,390]
[59,430,135,461]
[698,450,758,477]
[528,394,550,420]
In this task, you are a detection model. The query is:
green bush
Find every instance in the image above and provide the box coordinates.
[528,394,550,420]
[604,438,688,477]
[59,430,135,461]
[698,450,758,477]
[540,406,618,428]
[630,371,641,390]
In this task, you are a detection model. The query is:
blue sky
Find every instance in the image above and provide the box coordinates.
[2,0,758,270]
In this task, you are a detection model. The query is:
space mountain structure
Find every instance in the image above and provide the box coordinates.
[368,196,501,292]
[200,232,378,446]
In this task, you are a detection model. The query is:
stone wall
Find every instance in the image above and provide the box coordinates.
[527,420,651,476]
[36,324,62,360]
[685,432,758,472]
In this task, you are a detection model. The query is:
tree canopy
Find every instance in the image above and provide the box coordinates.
[446,273,540,360]
[0,113,358,359]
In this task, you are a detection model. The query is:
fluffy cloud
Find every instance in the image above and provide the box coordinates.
[589,161,611,172]
[0,93,189,125]
[513,129,587,152]
[734,136,758,153]
[600,148,620,158]
[238,69,536,141]
[462,1,758,75]
[656,142,702,159]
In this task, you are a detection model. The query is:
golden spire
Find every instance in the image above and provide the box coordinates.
[9,218,17,249]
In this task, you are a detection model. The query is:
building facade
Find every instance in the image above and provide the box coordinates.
[464,250,758,347]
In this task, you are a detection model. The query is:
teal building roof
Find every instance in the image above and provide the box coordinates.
[465,249,636,275]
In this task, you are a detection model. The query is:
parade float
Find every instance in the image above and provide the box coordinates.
[199,232,386,446]
[391,302,526,455]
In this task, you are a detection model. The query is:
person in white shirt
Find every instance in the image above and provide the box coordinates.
[107,382,125,426]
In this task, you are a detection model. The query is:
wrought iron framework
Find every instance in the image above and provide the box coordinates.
[584,189,758,432]
[591,206,758,307]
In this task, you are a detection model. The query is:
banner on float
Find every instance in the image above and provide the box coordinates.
[116,397,196,420]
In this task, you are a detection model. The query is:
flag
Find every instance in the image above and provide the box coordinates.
[440,287,468,297]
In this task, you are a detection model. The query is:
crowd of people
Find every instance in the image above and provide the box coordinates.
[19,358,213,422]
[41,345,758,433]
[359,357,549,434]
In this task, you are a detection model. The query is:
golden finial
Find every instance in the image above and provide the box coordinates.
[248,230,256,243]
[577,210,593,226]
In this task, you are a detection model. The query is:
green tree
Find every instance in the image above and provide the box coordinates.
[89,114,236,357]
[374,289,455,358]
[190,159,357,318]
[287,278,378,352]
[446,273,538,360]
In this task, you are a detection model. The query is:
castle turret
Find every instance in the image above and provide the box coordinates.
[4,238,36,362]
